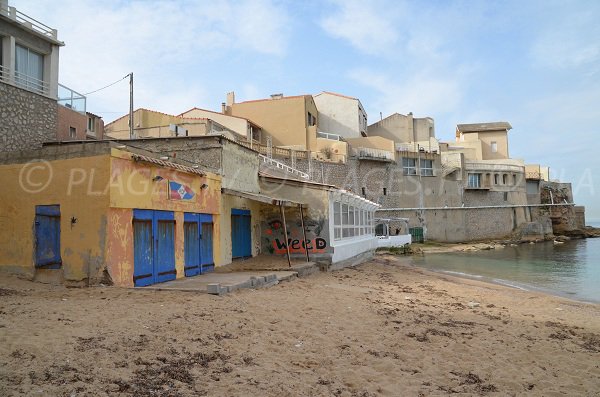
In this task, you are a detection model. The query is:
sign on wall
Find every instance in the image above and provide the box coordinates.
[169,181,195,200]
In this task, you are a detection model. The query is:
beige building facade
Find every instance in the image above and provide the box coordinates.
[313,91,367,139]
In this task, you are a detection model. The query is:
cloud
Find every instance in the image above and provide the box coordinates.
[320,0,400,55]
[17,0,291,121]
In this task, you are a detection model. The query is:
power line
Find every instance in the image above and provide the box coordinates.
[83,74,129,96]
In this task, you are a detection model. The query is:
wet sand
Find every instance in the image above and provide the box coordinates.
[1,254,599,396]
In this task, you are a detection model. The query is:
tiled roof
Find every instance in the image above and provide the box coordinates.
[130,153,206,176]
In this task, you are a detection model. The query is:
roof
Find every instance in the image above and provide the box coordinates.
[314,91,358,101]
[130,153,206,176]
[222,188,305,207]
[456,122,513,133]
[236,94,312,105]
[177,107,262,128]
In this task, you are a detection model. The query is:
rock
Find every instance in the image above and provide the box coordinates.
[468,301,480,308]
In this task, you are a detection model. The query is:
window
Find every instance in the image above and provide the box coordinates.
[307,112,316,127]
[513,174,517,185]
[87,117,95,132]
[467,173,481,188]
[494,174,499,184]
[15,44,44,94]
[502,174,508,184]
[402,158,417,175]
[383,187,387,196]
[504,192,508,201]
[69,127,76,138]
[491,141,498,153]
[334,202,342,240]
[342,203,349,237]
[361,187,366,196]
[420,159,433,176]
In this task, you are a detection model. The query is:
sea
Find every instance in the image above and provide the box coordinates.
[410,222,600,304]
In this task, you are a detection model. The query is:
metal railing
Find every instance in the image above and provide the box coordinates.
[1,65,50,96]
[353,147,394,161]
[526,171,542,180]
[259,154,310,179]
[317,131,344,141]
[0,5,58,40]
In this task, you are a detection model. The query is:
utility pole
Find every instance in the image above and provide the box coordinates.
[129,72,134,139]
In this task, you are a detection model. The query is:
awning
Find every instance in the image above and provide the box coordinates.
[222,188,305,207]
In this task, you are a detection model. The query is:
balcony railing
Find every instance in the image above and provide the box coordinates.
[58,84,86,114]
[0,65,50,96]
[464,161,524,173]
[526,171,542,180]
[353,147,394,161]
[317,131,344,141]
[259,154,309,180]
[0,4,58,40]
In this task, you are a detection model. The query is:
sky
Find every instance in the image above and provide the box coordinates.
[19,0,600,220]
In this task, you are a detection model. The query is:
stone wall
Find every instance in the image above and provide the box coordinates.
[0,83,58,152]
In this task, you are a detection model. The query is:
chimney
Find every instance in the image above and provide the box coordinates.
[270,93,283,100]
[226,91,235,107]
[221,102,226,114]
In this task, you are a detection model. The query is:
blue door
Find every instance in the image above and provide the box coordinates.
[35,205,61,269]
[133,219,153,286]
[201,222,214,272]
[133,210,176,286]
[231,209,251,258]
[184,214,201,277]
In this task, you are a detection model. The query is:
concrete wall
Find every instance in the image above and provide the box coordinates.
[57,105,87,140]
[368,113,434,144]
[459,131,509,160]
[346,136,395,152]
[0,154,110,283]
[0,82,57,152]
[313,92,363,139]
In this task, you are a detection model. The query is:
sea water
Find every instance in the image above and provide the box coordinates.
[410,236,600,303]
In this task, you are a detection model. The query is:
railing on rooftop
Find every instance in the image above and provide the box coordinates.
[526,171,542,180]
[0,4,58,40]
[352,147,394,161]
[259,154,310,180]
[0,64,51,96]
[58,84,86,114]
[317,131,344,141]
[464,161,524,173]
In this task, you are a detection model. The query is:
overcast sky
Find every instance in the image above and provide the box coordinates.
[20,0,600,220]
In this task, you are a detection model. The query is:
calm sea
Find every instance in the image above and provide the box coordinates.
[411,234,600,303]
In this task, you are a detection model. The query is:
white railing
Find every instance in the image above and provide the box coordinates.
[1,65,50,96]
[396,143,416,152]
[259,154,310,179]
[317,131,344,141]
[353,147,394,161]
[465,161,524,173]
[0,5,58,40]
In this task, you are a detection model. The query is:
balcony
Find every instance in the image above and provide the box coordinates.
[464,161,524,173]
[526,171,542,180]
[0,3,58,40]
[353,147,394,162]
[58,84,86,114]
[317,131,344,141]
[0,65,51,96]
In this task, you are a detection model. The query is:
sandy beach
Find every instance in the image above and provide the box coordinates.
[1,254,599,396]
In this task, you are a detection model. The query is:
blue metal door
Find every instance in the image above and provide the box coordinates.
[156,216,176,283]
[34,205,61,269]
[201,222,214,272]
[231,209,251,258]
[133,219,154,286]
[133,210,176,286]
[184,214,200,277]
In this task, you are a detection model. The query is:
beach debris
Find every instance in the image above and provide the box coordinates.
[467,301,480,308]
[294,342,303,348]
[555,308,563,311]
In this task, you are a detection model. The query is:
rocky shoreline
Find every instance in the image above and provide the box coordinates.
[406,226,600,255]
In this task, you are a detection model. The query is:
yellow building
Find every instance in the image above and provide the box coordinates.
[0,142,221,287]
[226,92,319,150]
[105,108,241,141]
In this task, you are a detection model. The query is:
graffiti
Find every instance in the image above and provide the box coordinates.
[273,238,327,254]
